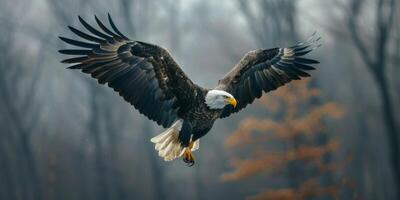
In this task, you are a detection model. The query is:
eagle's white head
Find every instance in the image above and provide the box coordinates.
[205,90,237,109]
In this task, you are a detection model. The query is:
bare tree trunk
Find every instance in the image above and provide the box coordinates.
[104,109,118,200]
[119,0,136,37]
[0,60,44,200]
[88,84,109,200]
[0,143,17,200]
[375,72,400,190]
[169,0,181,55]
[346,0,399,196]
[143,121,166,200]
[195,167,204,200]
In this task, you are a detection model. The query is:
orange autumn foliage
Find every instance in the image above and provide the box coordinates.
[222,80,344,200]
[248,178,339,200]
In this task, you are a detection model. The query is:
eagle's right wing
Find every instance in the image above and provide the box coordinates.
[59,14,197,128]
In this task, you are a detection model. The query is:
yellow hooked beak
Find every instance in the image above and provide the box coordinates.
[226,97,237,108]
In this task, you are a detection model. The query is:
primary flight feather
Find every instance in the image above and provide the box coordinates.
[59,14,321,166]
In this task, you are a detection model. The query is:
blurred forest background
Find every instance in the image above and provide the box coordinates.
[0,0,399,199]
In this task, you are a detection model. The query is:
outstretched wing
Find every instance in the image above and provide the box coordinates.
[216,34,321,118]
[59,14,197,128]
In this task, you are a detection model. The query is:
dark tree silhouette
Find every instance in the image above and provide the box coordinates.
[0,18,48,200]
[346,0,400,195]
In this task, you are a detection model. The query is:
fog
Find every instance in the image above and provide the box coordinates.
[0,0,399,199]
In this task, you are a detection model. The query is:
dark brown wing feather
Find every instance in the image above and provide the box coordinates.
[59,14,198,128]
[217,34,321,118]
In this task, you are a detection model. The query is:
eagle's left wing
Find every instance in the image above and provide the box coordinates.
[59,14,198,128]
[216,34,321,118]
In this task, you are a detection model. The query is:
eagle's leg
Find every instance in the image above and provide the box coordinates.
[182,141,195,166]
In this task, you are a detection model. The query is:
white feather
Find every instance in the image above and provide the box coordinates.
[151,119,183,161]
[150,119,201,161]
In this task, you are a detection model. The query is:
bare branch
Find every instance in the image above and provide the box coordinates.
[347,0,375,69]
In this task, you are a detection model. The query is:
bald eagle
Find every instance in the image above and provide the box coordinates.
[59,14,320,166]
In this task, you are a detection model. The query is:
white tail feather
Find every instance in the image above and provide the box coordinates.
[150,119,200,161]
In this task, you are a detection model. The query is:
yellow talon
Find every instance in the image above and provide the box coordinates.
[182,142,195,166]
